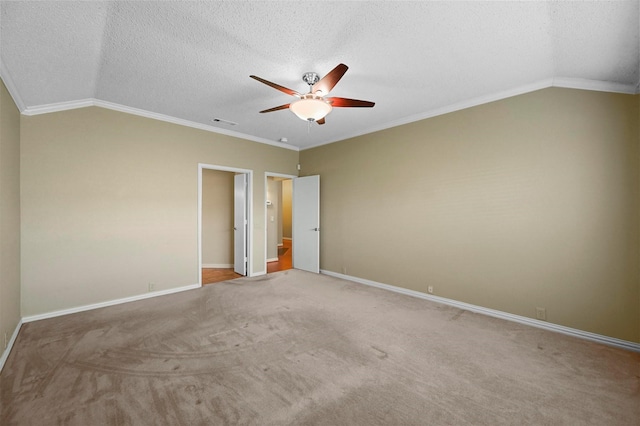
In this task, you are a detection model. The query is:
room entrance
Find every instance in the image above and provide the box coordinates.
[198,164,252,285]
[266,175,293,273]
[266,173,320,274]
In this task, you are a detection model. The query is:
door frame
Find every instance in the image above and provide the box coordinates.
[198,163,254,286]
[264,172,297,272]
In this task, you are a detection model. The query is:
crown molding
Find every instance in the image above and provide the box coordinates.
[0,59,26,112]
[22,98,95,115]
[302,79,555,150]
[12,76,637,153]
[302,77,640,150]
[94,100,299,151]
[21,98,299,151]
[552,77,638,94]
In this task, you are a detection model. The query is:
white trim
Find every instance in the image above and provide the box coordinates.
[303,79,553,150]
[0,320,23,373]
[552,77,638,94]
[264,172,297,273]
[321,270,640,353]
[283,237,292,241]
[0,60,26,112]
[266,257,279,263]
[264,172,299,179]
[23,283,199,323]
[201,263,233,269]
[301,78,640,150]
[252,270,267,277]
[10,78,638,152]
[198,164,254,283]
[20,98,299,151]
[22,98,95,115]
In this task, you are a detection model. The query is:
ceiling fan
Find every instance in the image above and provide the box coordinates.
[250,63,374,125]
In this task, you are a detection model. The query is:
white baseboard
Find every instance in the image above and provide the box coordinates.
[266,257,278,263]
[22,283,200,323]
[320,270,640,353]
[0,319,23,373]
[283,237,292,241]
[202,263,233,269]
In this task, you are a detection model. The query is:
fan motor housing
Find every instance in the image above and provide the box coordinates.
[302,72,320,86]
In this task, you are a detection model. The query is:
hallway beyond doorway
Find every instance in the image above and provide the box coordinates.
[202,239,292,285]
[267,238,292,274]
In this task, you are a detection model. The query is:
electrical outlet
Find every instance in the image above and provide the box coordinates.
[148,282,155,292]
[536,307,547,321]
[427,286,434,294]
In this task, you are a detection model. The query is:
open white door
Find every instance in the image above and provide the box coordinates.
[292,175,320,273]
[234,173,247,275]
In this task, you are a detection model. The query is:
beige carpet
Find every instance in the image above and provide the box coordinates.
[1,270,639,425]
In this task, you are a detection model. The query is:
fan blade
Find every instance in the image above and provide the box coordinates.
[316,118,326,125]
[312,63,348,95]
[250,75,300,97]
[259,104,291,113]
[326,97,375,108]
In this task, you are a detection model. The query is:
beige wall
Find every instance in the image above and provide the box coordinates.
[11,86,640,344]
[21,107,298,316]
[0,79,21,349]
[202,169,234,266]
[300,88,640,343]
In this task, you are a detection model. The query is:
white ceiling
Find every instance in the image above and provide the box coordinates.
[1,1,639,150]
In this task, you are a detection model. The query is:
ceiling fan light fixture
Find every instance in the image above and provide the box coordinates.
[251,64,373,125]
[289,95,332,122]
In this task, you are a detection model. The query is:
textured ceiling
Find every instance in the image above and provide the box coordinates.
[1,1,639,150]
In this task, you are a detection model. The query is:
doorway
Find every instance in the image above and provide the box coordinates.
[265,173,321,274]
[266,175,293,273]
[198,164,252,285]
[265,173,296,273]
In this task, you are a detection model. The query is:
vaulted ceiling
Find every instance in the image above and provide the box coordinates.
[1,1,638,150]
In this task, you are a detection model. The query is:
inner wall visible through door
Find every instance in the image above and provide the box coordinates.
[201,169,235,270]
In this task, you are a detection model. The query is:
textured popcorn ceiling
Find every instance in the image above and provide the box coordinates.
[1,1,638,150]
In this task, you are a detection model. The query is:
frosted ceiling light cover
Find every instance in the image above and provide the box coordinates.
[289,97,332,121]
